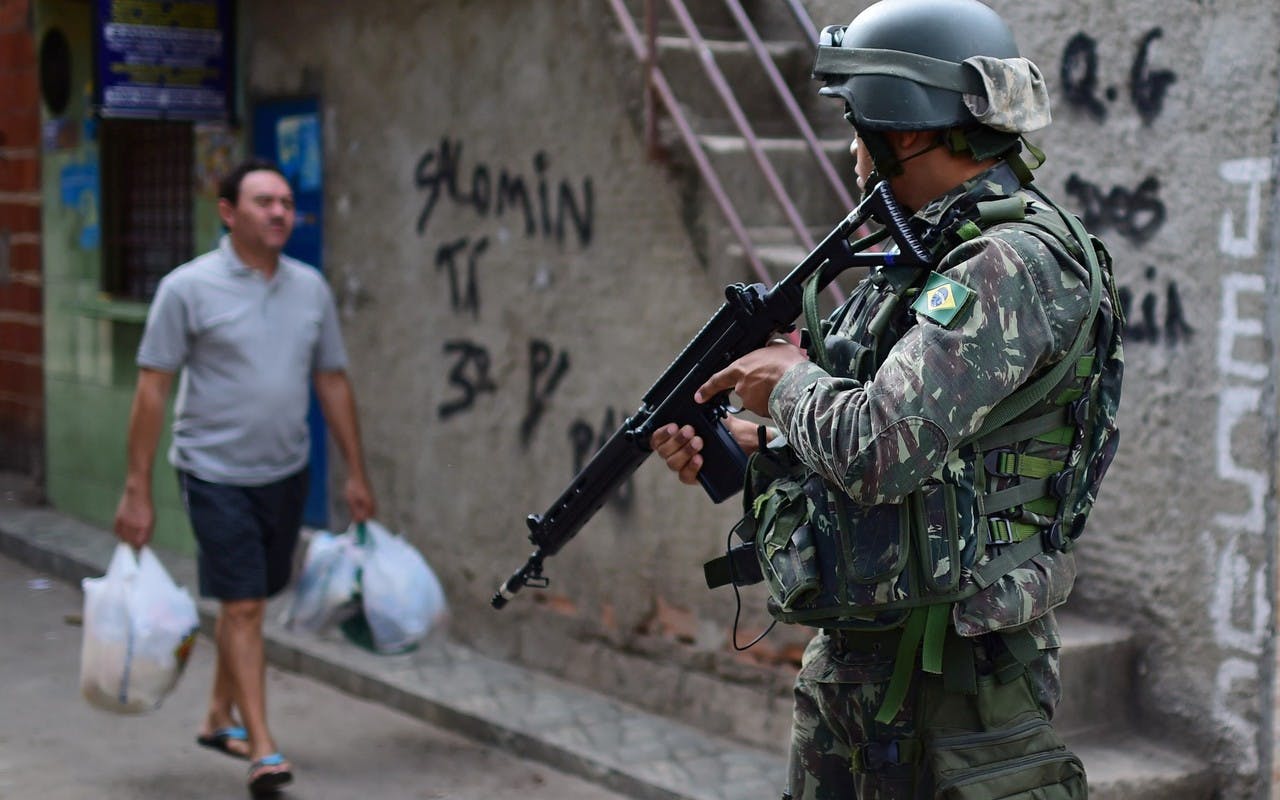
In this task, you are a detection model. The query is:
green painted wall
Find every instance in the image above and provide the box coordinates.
[36,0,241,555]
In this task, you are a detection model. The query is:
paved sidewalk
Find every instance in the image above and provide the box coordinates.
[0,497,786,800]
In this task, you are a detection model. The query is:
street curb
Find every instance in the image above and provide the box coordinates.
[0,504,785,800]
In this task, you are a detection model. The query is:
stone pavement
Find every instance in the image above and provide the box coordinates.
[0,489,785,800]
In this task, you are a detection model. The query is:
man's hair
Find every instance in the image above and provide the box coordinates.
[218,158,289,205]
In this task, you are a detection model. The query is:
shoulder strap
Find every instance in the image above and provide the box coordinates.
[960,200,1102,445]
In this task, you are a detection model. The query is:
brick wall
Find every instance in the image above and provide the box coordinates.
[0,0,42,477]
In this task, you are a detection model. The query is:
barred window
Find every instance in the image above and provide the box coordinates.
[100,119,194,301]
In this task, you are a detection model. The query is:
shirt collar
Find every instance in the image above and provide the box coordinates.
[219,234,286,283]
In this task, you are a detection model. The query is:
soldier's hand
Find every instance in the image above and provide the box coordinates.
[651,416,761,485]
[651,423,704,485]
[695,339,806,417]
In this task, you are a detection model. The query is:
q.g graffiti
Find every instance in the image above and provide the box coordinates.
[415,136,594,248]
[1060,28,1177,124]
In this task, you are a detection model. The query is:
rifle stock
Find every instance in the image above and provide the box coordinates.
[492,182,930,609]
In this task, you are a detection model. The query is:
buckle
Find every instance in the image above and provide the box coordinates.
[1043,521,1069,552]
[988,517,1017,546]
[818,24,847,47]
[1051,469,1075,499]
[984,449,1016,478]
[854,740,900,772]
[1070,396,1091,427]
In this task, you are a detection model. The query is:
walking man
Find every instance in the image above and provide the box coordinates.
[114,157,376,795]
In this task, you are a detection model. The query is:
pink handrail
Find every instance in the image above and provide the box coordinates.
[721,0,854,213]
[609,0,770,284]
[665,0,815,253]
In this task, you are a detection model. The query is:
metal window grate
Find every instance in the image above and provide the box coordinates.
[101,120,194,301]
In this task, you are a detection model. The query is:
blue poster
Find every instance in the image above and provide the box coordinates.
[94,0,233,120]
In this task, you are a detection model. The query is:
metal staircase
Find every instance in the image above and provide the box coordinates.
[603,2,1217,796]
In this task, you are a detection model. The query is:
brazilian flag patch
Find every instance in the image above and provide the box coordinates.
[910,272,974,328]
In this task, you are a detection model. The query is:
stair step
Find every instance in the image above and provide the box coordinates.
[651,35,812,136]
[1074,734,1216,800]
[685,134,855,230]
[1056,613,1138,738]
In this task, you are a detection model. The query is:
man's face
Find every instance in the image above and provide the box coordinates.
[849,132,873,194]
[219,170,295,253]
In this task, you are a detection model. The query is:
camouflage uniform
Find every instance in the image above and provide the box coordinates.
[767,163,1099,799]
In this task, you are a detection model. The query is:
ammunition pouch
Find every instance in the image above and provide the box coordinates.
[917,638,1086,799]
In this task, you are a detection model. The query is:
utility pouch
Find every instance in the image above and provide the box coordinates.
[926,716,1086,799]
[920,670,1087,800]
[741,448,821,612]
[759,522,820,611]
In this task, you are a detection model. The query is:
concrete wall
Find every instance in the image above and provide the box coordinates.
[220,0,1280,795]
[240,0,809,743]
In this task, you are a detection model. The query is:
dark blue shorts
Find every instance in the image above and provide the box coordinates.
[178,469,309,601]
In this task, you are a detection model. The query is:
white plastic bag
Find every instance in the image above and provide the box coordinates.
[283,529,364,633]
[358,520,447,654]
[79,544,200,714]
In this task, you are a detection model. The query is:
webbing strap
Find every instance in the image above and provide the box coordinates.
[813,47,985,94]
[975,408,1069,450]
[969,534,1045,590]
[876,607,926,725]
[803,271,832,374]
[993,452,1064,479]
[983,480,1051,516]
[875,604,950,725]
[960,205,1103,446]
[986,516,1041,544]
[922,602,948,674]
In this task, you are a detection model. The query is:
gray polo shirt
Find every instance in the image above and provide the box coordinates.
[137,236,349,486]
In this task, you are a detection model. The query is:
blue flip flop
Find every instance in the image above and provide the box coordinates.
[195,725,249,760]
[248,752,293,795]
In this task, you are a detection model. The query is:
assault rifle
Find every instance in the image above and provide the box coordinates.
[491,181,932,609]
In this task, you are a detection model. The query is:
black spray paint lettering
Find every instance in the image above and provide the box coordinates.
[569,407,634,511]
[414,137,594,248]
[1060,33,1108,122]
[1064,174,1166,245]
[1117,265,1193,346]
[438,339,497,419]
[435,235,488,319]
[1060,28,1176,124]
[519,339,572,449]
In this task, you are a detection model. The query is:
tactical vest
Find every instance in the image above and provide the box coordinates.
[729,186,1124,639]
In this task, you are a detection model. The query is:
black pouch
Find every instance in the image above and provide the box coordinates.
[921,671,1087,799]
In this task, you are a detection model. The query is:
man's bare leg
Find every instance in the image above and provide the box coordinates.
[218,599,291,781]
[197,630,251,758]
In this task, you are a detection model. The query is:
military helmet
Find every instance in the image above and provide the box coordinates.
[815,0,1019,132]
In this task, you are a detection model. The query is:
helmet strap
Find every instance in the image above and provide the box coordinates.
[861,129,906,179]
[943,127,1042,185]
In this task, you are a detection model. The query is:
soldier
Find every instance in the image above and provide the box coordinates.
[652,0,1123,797]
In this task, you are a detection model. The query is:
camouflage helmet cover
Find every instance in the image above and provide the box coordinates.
[813,0,1051,135]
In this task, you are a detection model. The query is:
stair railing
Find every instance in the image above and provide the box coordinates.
[608,0,855,302]
[607,0,770,284]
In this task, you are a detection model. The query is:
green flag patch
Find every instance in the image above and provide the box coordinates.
[911,273,974,328]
